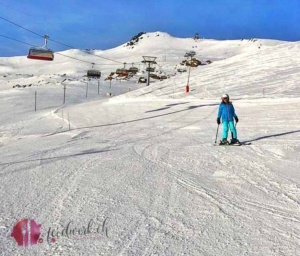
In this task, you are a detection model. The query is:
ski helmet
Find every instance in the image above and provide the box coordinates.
[221,94,229,100]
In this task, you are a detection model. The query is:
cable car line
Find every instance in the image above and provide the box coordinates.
[1,34,95,65]
[55,52,93,64]
[49,37,123,64]
[0,34,126,66]
[0,15,124,64]
[0,16,42,38]
[1,33,141,81]
[0,34,33,47]
[0,33,121,65]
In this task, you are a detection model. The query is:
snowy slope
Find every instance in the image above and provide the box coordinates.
[0,32,299,256]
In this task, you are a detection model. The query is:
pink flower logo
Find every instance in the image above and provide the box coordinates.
[11,219,42,247]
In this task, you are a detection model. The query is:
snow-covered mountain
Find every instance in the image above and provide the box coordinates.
[1,32,299,98]
[0,32,299,255]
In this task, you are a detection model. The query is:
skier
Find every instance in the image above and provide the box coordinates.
[217,94,240,145]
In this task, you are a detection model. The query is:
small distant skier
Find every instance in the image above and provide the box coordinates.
[217,94,240,145]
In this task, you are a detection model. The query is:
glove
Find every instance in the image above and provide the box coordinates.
[217,118,221,125]
[234,116,239,123]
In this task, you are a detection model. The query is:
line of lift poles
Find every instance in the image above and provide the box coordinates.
[28,35,194,111]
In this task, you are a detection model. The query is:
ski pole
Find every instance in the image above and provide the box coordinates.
[214,124,220,144]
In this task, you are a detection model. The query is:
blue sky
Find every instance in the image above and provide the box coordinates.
[0,0,299,57]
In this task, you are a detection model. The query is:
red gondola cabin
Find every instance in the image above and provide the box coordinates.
[27,48,54,61]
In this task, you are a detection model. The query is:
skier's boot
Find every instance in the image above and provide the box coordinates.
[219,138,230,145]
[230,138,241,145]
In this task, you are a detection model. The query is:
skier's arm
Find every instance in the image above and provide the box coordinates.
[217,104,222,119]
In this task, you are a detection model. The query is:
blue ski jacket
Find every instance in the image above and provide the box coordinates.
[217,102,237,122]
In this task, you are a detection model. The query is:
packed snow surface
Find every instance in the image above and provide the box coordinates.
[0,32,299,255]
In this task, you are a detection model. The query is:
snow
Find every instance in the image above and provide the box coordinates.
[0,32,299,255]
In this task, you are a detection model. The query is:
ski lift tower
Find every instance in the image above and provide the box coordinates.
[142,56,157,86]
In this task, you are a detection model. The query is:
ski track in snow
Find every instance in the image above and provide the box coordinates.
[1,98,299,255]
[1,35,300,255]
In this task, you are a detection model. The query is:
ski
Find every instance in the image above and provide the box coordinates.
[213,142,251,146]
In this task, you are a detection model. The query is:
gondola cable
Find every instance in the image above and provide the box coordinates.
[1,34,94,64]
[0,34,125,66]
[0,15,124,64]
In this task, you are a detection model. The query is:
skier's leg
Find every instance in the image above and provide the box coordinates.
[222,121,229,139]
[229,121,237,139]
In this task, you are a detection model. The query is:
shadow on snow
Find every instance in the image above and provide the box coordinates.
[244,130,300,143]
[47,103,219,136]
[0,148,114,167]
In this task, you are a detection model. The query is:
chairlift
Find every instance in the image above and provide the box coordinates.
[87,63,101,79]
[128,67,138,73]
[87,70,101,79]
[146,67,155,72]
[27,35,54,61]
